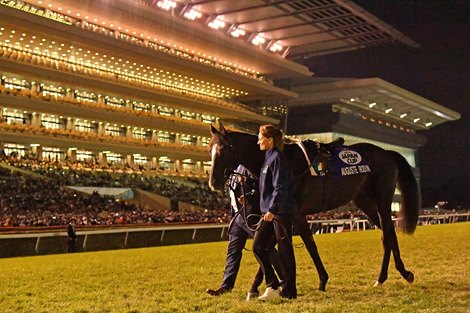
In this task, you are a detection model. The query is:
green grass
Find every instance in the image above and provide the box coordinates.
[1,223,469,313]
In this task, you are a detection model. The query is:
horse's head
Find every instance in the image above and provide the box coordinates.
[208,123,236,191]
[208,122,262,191]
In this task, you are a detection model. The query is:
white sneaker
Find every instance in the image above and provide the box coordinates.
[258,287,280,301]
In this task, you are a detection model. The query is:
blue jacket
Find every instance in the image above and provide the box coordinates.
[259,148,295,216]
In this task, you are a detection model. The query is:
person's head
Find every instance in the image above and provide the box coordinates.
[258,124,284,152]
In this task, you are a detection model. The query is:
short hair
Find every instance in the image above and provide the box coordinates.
[259,124,284,152]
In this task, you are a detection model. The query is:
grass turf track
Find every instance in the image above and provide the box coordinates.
[0,222,468,313]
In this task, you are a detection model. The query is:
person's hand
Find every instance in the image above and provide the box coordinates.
[263,211,274,221]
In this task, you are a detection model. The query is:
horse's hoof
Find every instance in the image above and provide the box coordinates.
[406,272,415,284]
[373,281,383,287]
[318,277,328,291]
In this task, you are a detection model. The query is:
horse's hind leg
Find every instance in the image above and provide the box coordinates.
[389,224,415,284]
[295,216,329,291]
[376,207,414,286]
[355,195,394,286]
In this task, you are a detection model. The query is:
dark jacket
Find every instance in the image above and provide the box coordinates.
[259,148,295,216]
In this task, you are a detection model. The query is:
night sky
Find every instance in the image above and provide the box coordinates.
[300,0,470,208]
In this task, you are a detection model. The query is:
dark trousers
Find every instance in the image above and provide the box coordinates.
[221,220,285,291]
[253,215,296,296]
[67,237,76,253]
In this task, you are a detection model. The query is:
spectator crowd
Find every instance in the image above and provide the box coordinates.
[3,152,465,229]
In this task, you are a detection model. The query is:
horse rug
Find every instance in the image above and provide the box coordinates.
[296,141,371,177]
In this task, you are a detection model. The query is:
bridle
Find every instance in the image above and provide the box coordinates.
[226,170,261,233]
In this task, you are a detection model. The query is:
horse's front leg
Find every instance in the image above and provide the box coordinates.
[295,216,329,291]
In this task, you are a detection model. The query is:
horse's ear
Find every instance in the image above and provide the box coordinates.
[219,121,227,135]
[210,124,218,135]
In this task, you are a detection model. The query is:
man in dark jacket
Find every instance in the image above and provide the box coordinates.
[206,164,284,299]
[67,221,77,253]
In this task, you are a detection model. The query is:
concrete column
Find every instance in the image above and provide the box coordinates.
[98,123,106,136]
[31,113,41,127]
[151,156,159,169]
[99,152,107,166]
[67,148,77,162]
[151,130,157,141]
[174,159,181,173]
[31,146,43,160]
[174,133,181,144]
[126,127,133,138]
[31,83,40,96]
[126,154,134,167]
[97,95,105,105]
[196,136,202,146]
[196,161,202,173]
[65,89,74,101]
[66,118,75,130]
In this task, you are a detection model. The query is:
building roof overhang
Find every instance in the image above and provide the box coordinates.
[170,0,419,60]
[288,77,461,130]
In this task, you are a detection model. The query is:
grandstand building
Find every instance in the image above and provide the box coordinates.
[0,0,460,185]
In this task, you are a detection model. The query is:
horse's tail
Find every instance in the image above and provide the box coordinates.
[391,151,421,234]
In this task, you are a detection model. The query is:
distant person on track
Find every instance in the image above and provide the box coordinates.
[67,220,77,253]
[206,164,284,299]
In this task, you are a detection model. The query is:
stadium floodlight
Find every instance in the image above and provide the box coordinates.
[400,112,408,118]
[368,102,377,108]
[269,41,283,52]
[413,117,421,123]
[251,35,266,46]
[157,0,177,11]
[230,27,246,38]
[183,8,202,20]
[208,18,225,30]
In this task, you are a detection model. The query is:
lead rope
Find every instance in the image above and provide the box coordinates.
[228,171,304,249]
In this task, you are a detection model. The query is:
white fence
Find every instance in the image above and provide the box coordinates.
[1,213,468,258]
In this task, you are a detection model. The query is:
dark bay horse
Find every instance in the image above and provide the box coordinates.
[208,123,420,291]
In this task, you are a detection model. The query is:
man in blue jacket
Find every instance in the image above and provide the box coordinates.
[206,164,284,299]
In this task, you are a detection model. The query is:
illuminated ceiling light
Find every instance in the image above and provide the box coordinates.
[183,8,202,20]
[413,117,421,123]
[368,102,377,108]
[230,27,246,38]
[208,18,226,30]
[385,108,393,114]
[251,35,266,46]
[425,120,433,127]
[269,41,283,52]
[157,0,177,10]
[400,112,408,118]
